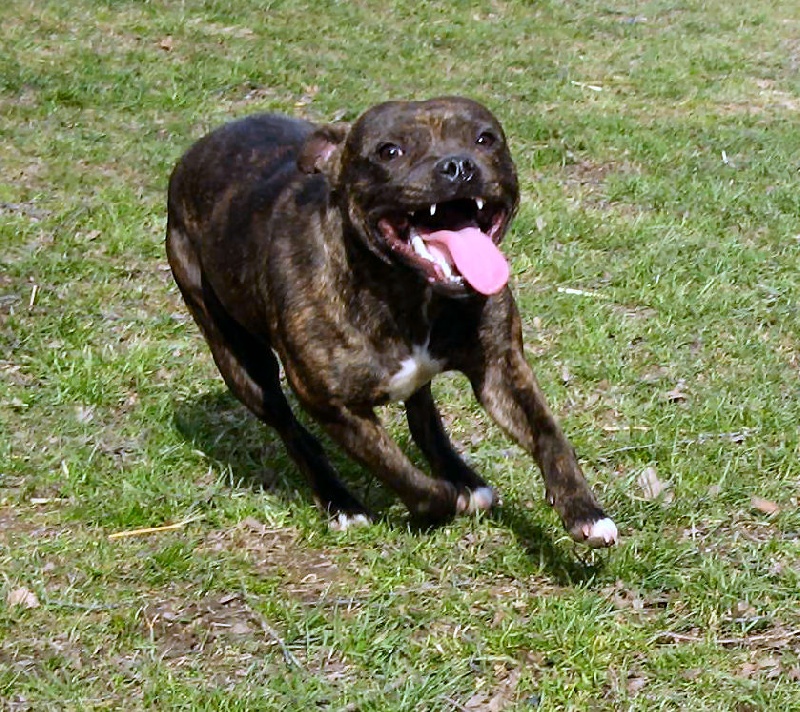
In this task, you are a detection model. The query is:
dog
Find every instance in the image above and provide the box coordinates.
[166,97,617,547]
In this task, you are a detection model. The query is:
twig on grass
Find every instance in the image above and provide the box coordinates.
[596,428,759,460]
[570,80,603,92]
[651,628,800,648]
[442,696,471,712]
[602,425,651,433]
[108,513,204,539]
[0,202,51,221]
[556,286,610,299]
[258,618,305,670]
[596,443,658,459]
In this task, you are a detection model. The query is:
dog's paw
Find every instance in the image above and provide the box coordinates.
[456,486,496,514]
[329,512,372,532]
[407,481,462,525]
[570,517,618,548]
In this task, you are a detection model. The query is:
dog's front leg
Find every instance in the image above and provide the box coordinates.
[466,305,617,547]
[316,404,465,524]
[405,385,496,512]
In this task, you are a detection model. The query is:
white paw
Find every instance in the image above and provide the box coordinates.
[469,486,495,512]
[329,512,371,532]
[457,486,496,514]
[577,517,618,548]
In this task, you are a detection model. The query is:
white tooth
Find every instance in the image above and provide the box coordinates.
[411,234,435,262]
[429,204,437,217]
[412,233,455,280]
[476,198,485,211]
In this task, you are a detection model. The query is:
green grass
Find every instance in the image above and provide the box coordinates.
[2,0,800,708]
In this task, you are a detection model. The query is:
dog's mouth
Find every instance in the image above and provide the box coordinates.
[376,197,511,296]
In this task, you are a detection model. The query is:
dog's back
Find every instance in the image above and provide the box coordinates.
[166,114,324,337]
[167,114,314,245]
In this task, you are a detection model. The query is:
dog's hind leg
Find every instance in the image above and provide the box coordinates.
[405,385,496,513]
[166,225,370,529]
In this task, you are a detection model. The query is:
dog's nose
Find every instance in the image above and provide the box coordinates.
[436,155,477,183]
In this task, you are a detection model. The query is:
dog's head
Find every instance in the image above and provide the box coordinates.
[298,97,519,297]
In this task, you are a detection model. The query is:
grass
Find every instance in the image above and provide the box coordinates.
[2,0,800,708]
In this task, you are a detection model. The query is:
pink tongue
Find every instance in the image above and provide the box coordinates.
[423,226,509,295]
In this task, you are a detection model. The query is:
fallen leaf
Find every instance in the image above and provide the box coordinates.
[758,655,782,673]
[75,404,95,423]
[751,496,780,516]
[664,379,688,403]
[732,600,756,618]
[465,693,487,709]
[768,560,784,576]
[626,675,647,694]
[637,466,673,503]
[230,622,251,636]
[7,587,40,609]
[738,662,758,679]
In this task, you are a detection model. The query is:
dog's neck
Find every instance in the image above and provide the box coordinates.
[336,224,445,345]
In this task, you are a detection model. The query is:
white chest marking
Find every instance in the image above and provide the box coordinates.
[387,344,444,402]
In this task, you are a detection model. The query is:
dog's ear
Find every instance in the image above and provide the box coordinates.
[297,122,351,177]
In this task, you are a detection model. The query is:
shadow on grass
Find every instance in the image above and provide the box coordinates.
[173,387,606,584]
[171,387,397,513]
[173,389,289,491]
[494,502,607,586]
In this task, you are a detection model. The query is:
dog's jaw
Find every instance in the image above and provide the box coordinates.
[373,195,514,297]
[337,98,519,298]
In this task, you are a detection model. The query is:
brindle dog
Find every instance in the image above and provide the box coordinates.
[166,97,617,547]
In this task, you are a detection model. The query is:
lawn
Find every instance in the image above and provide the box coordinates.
[2,0,800,709]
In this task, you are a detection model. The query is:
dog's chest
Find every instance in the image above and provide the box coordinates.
[387,344,444,402]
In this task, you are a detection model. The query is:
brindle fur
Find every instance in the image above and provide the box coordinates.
[166,97,615,544]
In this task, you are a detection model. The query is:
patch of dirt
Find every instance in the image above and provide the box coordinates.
[563,159,620,188]
[0,626,91,686]
[0,504,61,544]
[138,587,358,689]
[610,303,658,321]
[203,518,356,605]
[680,513,786,549]
[0,506,23,539]
[140,592,267,660]
[558,159,644,214]
[1,150,48,196]
[461,664,524,711]
[602,579,675,616]
[715,78,800,116]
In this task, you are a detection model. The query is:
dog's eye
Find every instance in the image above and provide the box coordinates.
[476,131,497,148]
[377,143,404,161]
